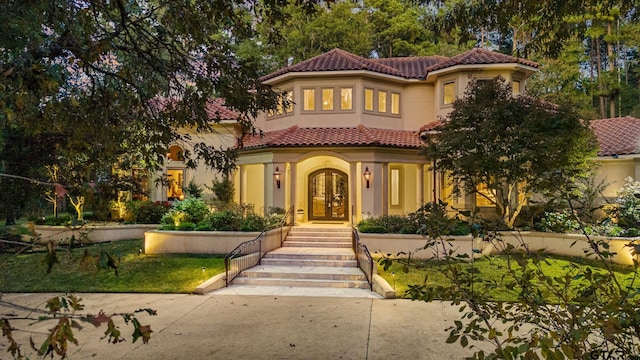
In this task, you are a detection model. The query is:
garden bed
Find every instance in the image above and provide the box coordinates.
[34,223,158,243]
[359,231,640,265]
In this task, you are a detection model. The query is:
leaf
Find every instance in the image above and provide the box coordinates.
[460,335,468,347]
[446,334,459,344]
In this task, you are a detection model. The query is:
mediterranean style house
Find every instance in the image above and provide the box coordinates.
[145,48,640,224]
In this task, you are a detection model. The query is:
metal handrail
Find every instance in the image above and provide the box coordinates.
[352,226,373,290]
[224,230,266,286]
[224,206,294,286]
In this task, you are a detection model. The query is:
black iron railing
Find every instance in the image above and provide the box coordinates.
[224,206,294,286]
[224,230,266,286]
[352,226,373,290]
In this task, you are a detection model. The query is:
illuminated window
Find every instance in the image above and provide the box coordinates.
[303,89,315,111]
[167,169,184,200]
[443,82,455,105]
[364,88,374,111]
[512,80,521,96]
[391,93,400,114]
[340,88,352,110]
[475,183,496,207]
[322,88,334,110]
[390,168,401,206]
[378,91,387,113]
[167,145,185,162]
[284,90,293,113]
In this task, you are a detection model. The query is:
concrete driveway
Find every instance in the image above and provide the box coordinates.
[1,293,490,359]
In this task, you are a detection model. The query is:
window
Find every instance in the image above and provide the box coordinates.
[475,183,496,207]
[390,168,401,207]
[131,169,149,201]
[322,88,334,110]
[167,169,184,200]
[443,81,456,105]
[284,90,293,113]
[340,88,352,110]
[512,80,521,96]
[303,89,315,111]
[364,88,374,111]
[391,93,400,115]
[167,145,184,162]
[378,91,387,113]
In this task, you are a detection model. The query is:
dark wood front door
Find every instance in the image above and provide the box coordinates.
[308,169,348,221]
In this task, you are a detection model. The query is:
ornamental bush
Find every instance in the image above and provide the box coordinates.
[615,177,640,229]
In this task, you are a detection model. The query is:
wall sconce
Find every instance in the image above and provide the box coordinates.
[273,166,282,189]
[363,166,371,188]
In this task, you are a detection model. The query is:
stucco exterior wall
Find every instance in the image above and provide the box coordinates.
[596,158,637,198]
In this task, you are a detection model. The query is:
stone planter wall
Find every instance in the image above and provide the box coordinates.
[144,227,291,255]
[359,231,640,266]
[34,224,158,243]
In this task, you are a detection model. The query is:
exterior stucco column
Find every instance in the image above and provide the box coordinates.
[264,163,274,217]
[416,163,425,207]
[289,162,297,223]
[381,162,389,215]
[272,163,286,212]
[349,162,358,225]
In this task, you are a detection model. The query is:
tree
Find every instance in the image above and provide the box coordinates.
[422,77,597,228]
[0,0,294,219]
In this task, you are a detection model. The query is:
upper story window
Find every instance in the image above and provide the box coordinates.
[443,81,456,105]
[378,91,387,113]
[167,145,185,162]
[391,93,400,115]
[303,89,315,111]
[302,86,355,113]
[364,88,374,111]
[512,80,521,96]
[269,90,294,117]
[322,88,334,110]
[340,88,353,110]
[364,88,401,116]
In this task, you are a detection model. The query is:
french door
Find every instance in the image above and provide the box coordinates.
[308,169,348,221]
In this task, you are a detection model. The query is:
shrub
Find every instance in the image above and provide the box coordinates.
[174,197,209,224]
[357,222,386,233]
[126,201,170,224]
[615,177,640,229]
[202,209,242,231]
[240,213,267,232]
[534,210,580,233]
[177,222,196,231]
[208,178,234,208]
[34,214,73,226]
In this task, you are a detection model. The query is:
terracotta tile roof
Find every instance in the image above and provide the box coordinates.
[591,116,640,156]
[261,48,537,82]
[371,56,447,79]
[261,49,404,81]
[205,98,240,120]
[425,48,538,72]
[419,120,446,133]
[238,124,423,150]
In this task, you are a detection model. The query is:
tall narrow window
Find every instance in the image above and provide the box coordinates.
[303,89,315,111]
[167,169,184,200]
[512,80,521,96]
[364,88,374,111]
[475,183,496,207]
[390,168,401,206]
[378,91,387,113]
[322,88,334,110]
[340,88,352,110]
[391,93,400,114]
[443,82,455,105]
[284,90,293,113]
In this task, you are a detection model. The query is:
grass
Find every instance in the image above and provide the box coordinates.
[0,239,226,293]
[376,254,640,302]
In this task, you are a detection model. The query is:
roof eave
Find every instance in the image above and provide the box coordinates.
[262,70,421,85]
[424,63,538,83]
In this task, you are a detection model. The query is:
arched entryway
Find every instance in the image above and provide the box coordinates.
[308,168,349,221]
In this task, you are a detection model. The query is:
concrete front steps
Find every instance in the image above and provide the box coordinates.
[229,226,373,293]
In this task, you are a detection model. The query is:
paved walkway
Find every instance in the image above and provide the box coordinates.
[1,292,491,359]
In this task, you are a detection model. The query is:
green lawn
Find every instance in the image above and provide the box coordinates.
[377,254,639,302]
[0,239,226,293]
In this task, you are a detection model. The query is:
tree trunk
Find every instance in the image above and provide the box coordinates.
[608,21,616,118]
[596,36,606,118]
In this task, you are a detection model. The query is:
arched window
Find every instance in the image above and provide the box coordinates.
[167,145,185,162]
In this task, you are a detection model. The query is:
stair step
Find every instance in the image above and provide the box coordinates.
[242,265,366,280]
[232,277,370,289]
[283,241,351,248]
[260,258,357,267]
[265,250,355,261]
[285,235,351,242]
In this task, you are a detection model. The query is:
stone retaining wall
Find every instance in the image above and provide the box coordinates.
[34,224,157,243]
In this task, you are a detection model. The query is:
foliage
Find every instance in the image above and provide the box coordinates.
[125,201,171,224]
[208,178,235,208]
[161,197,209,226]
[358,202,470,236]
[422,77,598,228]
[0,294,156,359]
[199,209,244,232]
[614,176,640,229]
[389,203,640,359]
[184,180,204,199]
[534,210,581,233]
